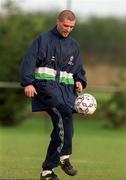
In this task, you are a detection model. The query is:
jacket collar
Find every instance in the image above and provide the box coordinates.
[51,26,69,39]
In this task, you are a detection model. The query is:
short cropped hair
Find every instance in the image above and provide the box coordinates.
[57,10,76,22]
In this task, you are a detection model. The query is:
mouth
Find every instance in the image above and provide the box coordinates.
[63,31,69,36]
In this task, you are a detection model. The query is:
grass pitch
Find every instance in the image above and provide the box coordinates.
[0,117,126,180]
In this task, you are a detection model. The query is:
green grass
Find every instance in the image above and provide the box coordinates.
[0,117,126,180]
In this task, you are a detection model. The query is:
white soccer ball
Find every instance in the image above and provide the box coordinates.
[74,93,97,115]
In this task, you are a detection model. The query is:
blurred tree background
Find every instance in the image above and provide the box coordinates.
[0,0,126,127]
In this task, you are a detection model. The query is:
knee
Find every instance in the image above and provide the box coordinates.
[57,104,72,117]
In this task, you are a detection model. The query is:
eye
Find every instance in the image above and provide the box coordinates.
[64,25,69,28]
[70,26,74,29]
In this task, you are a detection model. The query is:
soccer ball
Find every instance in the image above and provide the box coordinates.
[74,93,97,115]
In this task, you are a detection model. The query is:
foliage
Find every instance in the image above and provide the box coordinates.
[0,88,29,126]
[73,17,126,65]
[102,70,126,128]
[103,91,126,128]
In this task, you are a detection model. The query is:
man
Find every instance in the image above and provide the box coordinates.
[20,10,87,180]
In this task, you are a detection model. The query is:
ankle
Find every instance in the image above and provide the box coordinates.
[60,155,70,161]
[42,170,52,176]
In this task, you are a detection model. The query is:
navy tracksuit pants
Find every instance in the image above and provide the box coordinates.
[42,104,73,170]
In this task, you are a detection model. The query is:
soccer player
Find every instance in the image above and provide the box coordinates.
[20,10,87,180]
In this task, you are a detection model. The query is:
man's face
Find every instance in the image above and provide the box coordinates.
[56,18,76,37]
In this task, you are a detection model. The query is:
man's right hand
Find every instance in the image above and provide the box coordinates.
[24,85,38,97]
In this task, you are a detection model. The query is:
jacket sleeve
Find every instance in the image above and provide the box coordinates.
[19,36,40,87]
[73,44,87,89]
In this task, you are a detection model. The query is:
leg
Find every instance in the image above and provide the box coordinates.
[41,105,76,178]
[42,107,64,170]
[57,105,73,156]
[57,105,77,176]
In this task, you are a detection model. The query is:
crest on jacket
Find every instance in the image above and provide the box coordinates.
[68,56,74,65]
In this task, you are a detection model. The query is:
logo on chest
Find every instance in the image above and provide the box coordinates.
[68,56,74,65]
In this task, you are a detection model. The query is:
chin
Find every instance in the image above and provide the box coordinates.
[63,34,69,37]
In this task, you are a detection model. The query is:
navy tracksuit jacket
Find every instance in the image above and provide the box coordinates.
[20,26,87,170]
